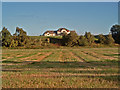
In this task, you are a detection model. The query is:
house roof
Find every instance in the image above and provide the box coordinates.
[57,28,70,32]
[44,31,56,34]
[43,28,76,36]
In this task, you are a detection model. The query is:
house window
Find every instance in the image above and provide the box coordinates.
[47,33,50,36]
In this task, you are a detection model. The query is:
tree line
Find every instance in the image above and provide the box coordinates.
[62,31,115,47]
[1,27,29,48]
[0,27,50,48]
[0,24,120,48]
[62,24,120,47]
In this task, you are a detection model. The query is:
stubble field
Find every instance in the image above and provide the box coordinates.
[2,48,119,88]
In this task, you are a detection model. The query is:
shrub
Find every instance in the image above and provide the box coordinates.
[78,36,88,46]
[98,34,106,44]
[105,34,115,45]
[62,31,79,47]
[84,32,94,45]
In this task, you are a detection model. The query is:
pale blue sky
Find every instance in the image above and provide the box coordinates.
[0,1,2,31]
[2,0,120,2]
[2,2,118,36]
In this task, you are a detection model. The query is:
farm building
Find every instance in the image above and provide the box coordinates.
[43,31,57,36]
[57,28,70,35]
[43,28,73,36]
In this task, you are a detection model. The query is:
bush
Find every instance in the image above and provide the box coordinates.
[105,34,115,45]
[84,32,94,45]
[98,34,106,44]
[78,36,88,46]
[62,31,79,47]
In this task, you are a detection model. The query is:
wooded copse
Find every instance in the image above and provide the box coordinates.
[0,24,120,48]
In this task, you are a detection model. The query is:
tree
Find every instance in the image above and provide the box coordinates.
[9,39,18,47]
[14,27,27,36]
[13,27,29,46]
[110,24,120,44]
[62,31,79,46]
[62,33,68,46]
[84,32,94,45]
[1,27,12,47]
[105,34,115,45]
[98,34,106,44]
[78,35,88,46]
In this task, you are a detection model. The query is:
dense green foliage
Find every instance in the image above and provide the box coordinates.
[110,24,120,44]
[62,31,79,46]
[13,27,29,46]
[2,27,12,47]
[106,34,115,45]
[78,36,88,46]
[63,32,95,47]
[84,32,94,45]
[1,25,118,48]
[98,34,115,45]
[98,34,106,44]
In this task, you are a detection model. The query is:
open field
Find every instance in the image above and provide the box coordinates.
[2,48,120,88]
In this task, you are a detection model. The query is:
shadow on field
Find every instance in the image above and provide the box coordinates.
[2,70,22,72]
[26,61,119,69]
[30,61,90,68]
[3,60,119,69]
[2,61,119,84]
[2,60,22,63]
[103,54,120,56]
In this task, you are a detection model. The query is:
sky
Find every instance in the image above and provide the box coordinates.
[118,1,120,25]
[1,0,120,2]
[2,2,118,36]
[0,1,2,31]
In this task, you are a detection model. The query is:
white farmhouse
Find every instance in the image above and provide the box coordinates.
[43,31,56,36]
[57,28,70,35]
[43,28,75,36]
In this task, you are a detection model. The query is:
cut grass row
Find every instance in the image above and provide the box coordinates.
[2,48,119,88]
[3,73,118,88]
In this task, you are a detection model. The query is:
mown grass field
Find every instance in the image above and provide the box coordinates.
[2,48,119,88]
